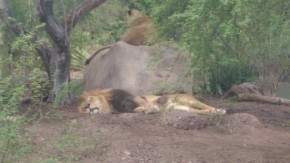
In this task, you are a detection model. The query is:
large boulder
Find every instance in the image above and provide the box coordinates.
[84,41,193,95]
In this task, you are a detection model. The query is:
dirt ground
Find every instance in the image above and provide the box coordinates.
[22,97,290,163]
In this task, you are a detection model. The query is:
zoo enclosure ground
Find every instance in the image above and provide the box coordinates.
[21,97,290,163]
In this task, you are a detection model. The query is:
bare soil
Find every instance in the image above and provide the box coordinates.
[22,98,290,163]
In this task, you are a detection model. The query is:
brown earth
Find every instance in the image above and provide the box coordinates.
[22,98,290,163]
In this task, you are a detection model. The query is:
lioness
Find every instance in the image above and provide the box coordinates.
[144,94,226,115]
[78,89,226,115]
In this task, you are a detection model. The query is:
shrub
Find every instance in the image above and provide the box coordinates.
[0,77,32,162]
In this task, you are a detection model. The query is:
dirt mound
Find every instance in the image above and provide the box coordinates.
[220,113,263,134]
[229,102,290,130]
[159,109,263,133]
[160,109,211,130]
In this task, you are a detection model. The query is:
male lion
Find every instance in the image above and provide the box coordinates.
[85,9,154,65]
[78,89,159,114]
[78,89,226,115]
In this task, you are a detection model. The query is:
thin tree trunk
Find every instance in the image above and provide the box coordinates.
[36,44,52,79]
[49,43,71,103]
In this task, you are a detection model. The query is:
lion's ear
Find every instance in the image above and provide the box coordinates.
[127,9,133,15]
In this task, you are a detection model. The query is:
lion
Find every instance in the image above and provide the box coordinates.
[144,94,226,115]
[78,88,226,115]
[85,45,112,65]
[85,9,154,65]
[78,88,160,114]
[120,9,154,46]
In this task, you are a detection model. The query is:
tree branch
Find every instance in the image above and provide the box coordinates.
[0,0,51,74]
[63,0,106,34]
[36,44,51,78]
[37,0,67,49]
[37,0,106,50]
[237,94,290,107]
[0,0,27,35]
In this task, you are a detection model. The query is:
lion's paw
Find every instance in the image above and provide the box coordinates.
[216,108,226,115]
[145,105,160,114]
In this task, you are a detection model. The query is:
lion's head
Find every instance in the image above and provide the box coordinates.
[78,95,111,114]
[126,9,146,27]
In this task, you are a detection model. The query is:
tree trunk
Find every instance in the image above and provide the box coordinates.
[50,43,71,103]
[1,0,106,104]
[37,0,106,104]
[36,44,52,79]
[37,0,71,103]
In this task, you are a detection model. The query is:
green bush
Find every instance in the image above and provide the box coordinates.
[127,0,290,95]
[207,59,257,95]
[0,77,32,162]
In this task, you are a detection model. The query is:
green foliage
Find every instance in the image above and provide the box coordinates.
[129,0,290,94]
[285,119,290,127]
[10,24,45,54]
[53,0,83,21]
[0,0,40,59]
[6,0,38,28]
[52,134,98,162]
[53,78,84,107]
[0,78,24,115]
[1,0,288,97]
[25,69,51,115]
[0,77,32,163]
[207,58,257,95]
[71,0,126,71]
[160,0,260,93]
[0,19,50,162]
[71,47,89,71]
[0,24,50,114]
[0,28,51,162]
[35,121,106,162]
[0,23,46,79]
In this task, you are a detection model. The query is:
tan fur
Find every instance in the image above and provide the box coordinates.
[85,45,112,65]
[120,9,154,45]
[79,89,226,115]
[144,94,226,115]
[85,9,154,65]
[78,89,159,114]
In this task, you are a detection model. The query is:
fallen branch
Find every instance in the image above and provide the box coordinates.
[237,94,290,106]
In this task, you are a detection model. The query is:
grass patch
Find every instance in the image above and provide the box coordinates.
[27,119,108,162]
[43,133,107,162]
[284,119,290,126]
[0,117,34,163]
